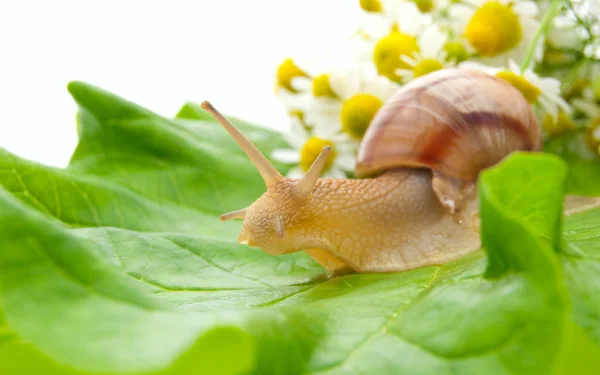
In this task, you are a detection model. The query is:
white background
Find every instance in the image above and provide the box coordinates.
[0,0,360,167]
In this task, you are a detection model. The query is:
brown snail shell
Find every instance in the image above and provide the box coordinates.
[356,68,542,181]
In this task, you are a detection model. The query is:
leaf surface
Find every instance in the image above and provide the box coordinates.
[0,82,599,374]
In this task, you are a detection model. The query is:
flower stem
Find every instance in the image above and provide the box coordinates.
[520,0,563,72]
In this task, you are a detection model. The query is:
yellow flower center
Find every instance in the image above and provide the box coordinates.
[276,58,308,93]
[443,41,468,63]
[413,59,445,78]
[360,0,382,12]
[416,0,434,12]
[300,137,337,172]
[542,110,576,137]
[312,74,337,98]
[373,31,419,82]
[585,118,600,156]
[340,94,383,139]
[496,71,541,103]
[465,2,522,57]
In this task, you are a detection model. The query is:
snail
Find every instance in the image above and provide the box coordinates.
[201,68,541,276]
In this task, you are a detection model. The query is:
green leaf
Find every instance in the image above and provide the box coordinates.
[0,82,599,374]
[545,130,600,196]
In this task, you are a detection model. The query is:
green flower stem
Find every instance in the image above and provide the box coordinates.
[520,0,563,72]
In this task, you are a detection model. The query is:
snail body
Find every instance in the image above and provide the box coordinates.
[202,68,541,276]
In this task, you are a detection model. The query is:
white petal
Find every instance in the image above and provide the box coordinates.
[271,149,301,163]
[358,13,391,40]
[513,1,538,17]
[395,1,432,35]
[537,96,557,119]
[328,67,355,99]
[305,98,342,123]
[331,133,359,147]
[508,59,521,74]
[365,75,400,102]
[458,61,497,75]
[281,119,308,148]
[330,64,377,98]
[324,168,347,179]
[381,0,411,20]
[448,4,474,33]
[547,24,581,49]
[291,77,312,92]
[348,37,376,65]
[395,68,414,81]
[286,166,305,178]
[400,55,417,66]
[546,93,571,113]
[335,153,357,171]
[276,89,310,111]
[314,123,341,139]
[418,25,447,58]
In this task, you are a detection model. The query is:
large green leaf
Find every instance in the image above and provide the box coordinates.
[0,82,599,374]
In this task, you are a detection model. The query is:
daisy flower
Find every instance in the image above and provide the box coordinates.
[274,57,312,120]
[270,117,357,178]
[274,40,369,129]
[449,0,543,66]
[395,24,453,81]
[307,63,401,141]
[460,59,570,119]
[290,38,370,101]
[274,58,308,95]
[356,2,443,83]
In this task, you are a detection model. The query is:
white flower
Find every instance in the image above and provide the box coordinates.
[274,58,312,115]
[359,1,433,41]
[275,39,372,130]
[270,117,357,178]
[395,24,452,81]
[459,59,570,119]
[354,2,444,83]
[306,63,401,141]
[449,0,542,66]
[290,37,369,99]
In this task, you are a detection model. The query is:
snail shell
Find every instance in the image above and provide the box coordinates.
[356,68,542,181]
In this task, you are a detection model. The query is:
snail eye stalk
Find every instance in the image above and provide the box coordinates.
[295,146,333,198]
[201,101,282,189]
[220,208,248,222]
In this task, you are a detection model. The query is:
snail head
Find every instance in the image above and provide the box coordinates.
[201,101,332,256]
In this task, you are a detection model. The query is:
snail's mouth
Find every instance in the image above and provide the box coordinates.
[237,228,255,247]
[237,227,289,256]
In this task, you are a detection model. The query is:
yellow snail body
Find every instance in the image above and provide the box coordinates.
[201,68,541,276]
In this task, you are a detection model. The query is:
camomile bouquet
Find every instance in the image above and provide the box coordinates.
[271,0,600,178]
